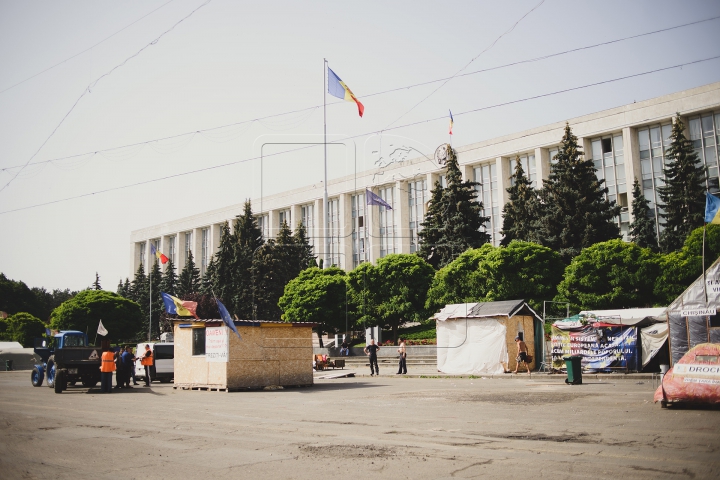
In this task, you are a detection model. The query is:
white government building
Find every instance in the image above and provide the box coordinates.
[130,81,720,277]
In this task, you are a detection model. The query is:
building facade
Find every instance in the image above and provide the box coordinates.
[130,82,720,276]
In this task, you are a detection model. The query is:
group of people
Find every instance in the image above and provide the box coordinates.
[363,337,407,376]
[99,344,154,393]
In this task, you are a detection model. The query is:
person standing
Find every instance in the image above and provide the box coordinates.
[129,346,139,385]
[121,346,135,388]
[100,345,115,393]
[114,346,125,389]
[364,339,380,376]
[396,338,407,375]
[513,336,531,376]
[140,344,153,387]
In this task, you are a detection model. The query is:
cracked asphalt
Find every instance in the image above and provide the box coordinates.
[0,371,718,479]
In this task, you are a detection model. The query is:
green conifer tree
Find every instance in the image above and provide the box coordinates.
[214,221,235,307]
[537,123,621,261]
[657,115,707,252]
[130,263,148,307]
[159,259,177,296]
[177,251,201,297]
[146,261,162,340]
[500,157,540,246]
[201,256,218,296]
[417,180,446,269]
[231,201,264,318]
[116,280,125,297]
[292,222,316,271]
[92,272,102,290]
[629,178,659,250]
[418,145,488,268]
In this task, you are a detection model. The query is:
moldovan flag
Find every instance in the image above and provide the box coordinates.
[97,320,108,336]
[705,192,720,224]
[161,292,198,319]
[328,67,364,117]
[150,244,169,264]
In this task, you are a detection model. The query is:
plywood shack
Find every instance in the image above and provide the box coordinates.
[173,319,315,391]
[435,300,541,375]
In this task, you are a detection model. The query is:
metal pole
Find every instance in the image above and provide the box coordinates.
[323,58,329,269]
[148,254,152,342]
[703,223,708,303]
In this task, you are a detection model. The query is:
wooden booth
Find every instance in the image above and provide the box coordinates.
[173,319,315,391]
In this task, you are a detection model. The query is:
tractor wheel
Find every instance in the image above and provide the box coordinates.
[31,367,44,387]
[82,378,98,388]
[46,357,56,388]
[54,370,66,394]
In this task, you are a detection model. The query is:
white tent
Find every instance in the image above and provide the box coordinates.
[435,300,541,375]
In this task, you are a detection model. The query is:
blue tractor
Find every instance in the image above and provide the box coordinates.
[31,331,102,393]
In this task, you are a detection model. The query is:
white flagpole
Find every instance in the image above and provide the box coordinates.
[323,59,330,269]
[149,254,152,342]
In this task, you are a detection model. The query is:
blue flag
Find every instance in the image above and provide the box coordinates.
[45,328,51,337]
[366,188,392,210]
[216,299,241,339]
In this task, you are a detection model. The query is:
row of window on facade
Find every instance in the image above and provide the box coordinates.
[138,111,720,270]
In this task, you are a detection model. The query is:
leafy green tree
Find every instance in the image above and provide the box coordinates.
[417,180,445,269]
[538,123,621,261]
[425,245,494,312]
[159,260,177,296]
[3,312,46,347]
[177,251,201,297]
[50,290,144,343]
[478,241,564,313]
[347,262,381,329]
[30,287,76,322]
[278,267,349,347]
[658,115,707,252]
[418,145,489,268]
[374,254,434,344]
[629,178,658,250]
[500,158,540,246]
[0,273,41,319]
[556,239,660,311]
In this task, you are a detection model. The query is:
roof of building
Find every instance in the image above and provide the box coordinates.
[173,318,316,327]
[434,300,541,322]
[578,307,667,326]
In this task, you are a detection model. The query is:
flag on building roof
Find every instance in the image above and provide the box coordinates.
[216,298,241,339]
[366,188,392,210]
[328,67,364,117]
[97,320,108,336]
[705,193,720,224]
[161,292,198,319]
[449,110,454,135]
[150,244,169,264]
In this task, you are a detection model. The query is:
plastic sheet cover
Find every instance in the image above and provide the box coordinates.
[654,343,720,405]
[640,322,668,367]
[437,318,507,375]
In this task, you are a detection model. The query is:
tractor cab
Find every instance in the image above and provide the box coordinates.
[33,331,88,363]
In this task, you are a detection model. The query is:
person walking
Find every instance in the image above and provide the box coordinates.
[364,339,380,376]
[100,345,115,393]
[396,337,407,375]
[513,336,531,376]
[140,344,153,387]
[121,346,135,388]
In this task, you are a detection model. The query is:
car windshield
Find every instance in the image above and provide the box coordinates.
[64,335,85,347]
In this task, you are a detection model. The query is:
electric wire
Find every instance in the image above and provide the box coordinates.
[2,55,718,216]
[3,13,717,174]
[0,0,177,95]
[0,0,213,194]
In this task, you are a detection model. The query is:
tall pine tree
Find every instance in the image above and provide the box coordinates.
[231,201,264,318]
[146,261,162,340]
[159,259,177,296]
[130,263,148,308]
[657,115,707,252]
[201,256,218,295]
[177,251,201,297]
[417,145,488,268]
[629,178,658,250]
[292,222,316,271]
[500,157,540,246]
[417,180,446,269]
[537,123,620,261]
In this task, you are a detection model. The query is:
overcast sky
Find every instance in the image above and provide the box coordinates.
[1,0,719,292]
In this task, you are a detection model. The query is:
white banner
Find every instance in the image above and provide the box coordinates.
[679,307,716,317]
[673,363,720,378]
[206,326,229,363]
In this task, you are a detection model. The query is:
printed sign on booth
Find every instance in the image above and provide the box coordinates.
[206,326,229,363]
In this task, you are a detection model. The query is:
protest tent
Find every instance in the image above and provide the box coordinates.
[172,318,315,391]
[434,300,542,375]
[657,256,720,365]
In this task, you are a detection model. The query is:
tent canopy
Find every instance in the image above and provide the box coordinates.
[434,299,541,322]
[578,307,667,327]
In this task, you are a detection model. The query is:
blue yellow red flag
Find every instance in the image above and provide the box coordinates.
[449,110,454,135]
[328,67,364,117]
[150,244,169,264]
[161,292,198,319]
[705,193,720,224]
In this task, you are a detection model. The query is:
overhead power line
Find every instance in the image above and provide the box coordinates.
[2,14,717,174]
[2,54,718,215]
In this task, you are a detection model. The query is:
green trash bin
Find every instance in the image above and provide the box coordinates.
[5,360,13,371]
[563,356,582,385]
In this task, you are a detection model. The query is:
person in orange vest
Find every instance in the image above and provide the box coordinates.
[100,344,116,393]
[140,344,153,387]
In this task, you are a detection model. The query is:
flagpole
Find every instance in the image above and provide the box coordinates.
[149,257,152,342]
[703,223,708,304]
[323,58,329,269]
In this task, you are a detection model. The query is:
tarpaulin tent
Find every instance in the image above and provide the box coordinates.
[551,308,667,372]
[654,343,720,406]
[434,300,542,375]
[657,256,720,365]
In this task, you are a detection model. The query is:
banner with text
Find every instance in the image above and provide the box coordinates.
[206,326,229,363]
[551,325,639,371]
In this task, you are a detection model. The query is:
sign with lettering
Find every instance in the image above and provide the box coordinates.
[680,308,716,317]
[551,325,639,371]
[206,326,229,363]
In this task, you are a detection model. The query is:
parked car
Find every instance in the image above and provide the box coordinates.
[134,342,174,383]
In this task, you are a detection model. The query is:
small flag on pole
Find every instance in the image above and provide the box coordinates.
[448,110,454,135]
[97,320,108,336]
[328,67,364,117]
[160,292,199,319]
[705,193,720,224]
[216,299,241,339]
[150,244,169,264]
[45,328,51,336]
[366,188,393,210]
